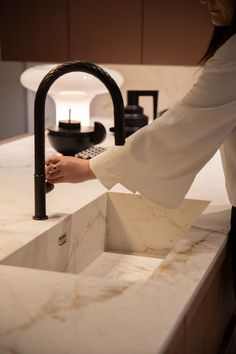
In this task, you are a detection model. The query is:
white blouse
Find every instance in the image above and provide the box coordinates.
[90,34,236,208]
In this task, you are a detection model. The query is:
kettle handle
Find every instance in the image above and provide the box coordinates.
[127,90,159,120]
[93,121,106,144]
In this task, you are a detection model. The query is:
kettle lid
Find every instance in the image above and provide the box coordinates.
[58,119,81,130]
[124,105,143,115]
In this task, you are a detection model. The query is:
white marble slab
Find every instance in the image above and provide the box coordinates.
[0,129,232,354]
[0,221,227,354]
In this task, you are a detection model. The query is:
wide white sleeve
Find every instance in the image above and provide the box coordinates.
[220,128,236,206]
[90,36,236,208]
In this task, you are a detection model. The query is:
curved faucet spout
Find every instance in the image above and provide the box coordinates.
[33,61,125,220]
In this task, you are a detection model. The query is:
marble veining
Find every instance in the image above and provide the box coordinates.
[105,192,209,257]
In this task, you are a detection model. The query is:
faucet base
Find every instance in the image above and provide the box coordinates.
[33,215,48,220]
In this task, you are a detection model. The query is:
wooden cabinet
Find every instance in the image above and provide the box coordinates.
[142,0,213,65]
[0,0,142,64]
[0,0,213,65]
[0,0,68,62]
[69,0,142,64]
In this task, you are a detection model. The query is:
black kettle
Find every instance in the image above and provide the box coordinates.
[47,113,106,156]
[110,90,158,137]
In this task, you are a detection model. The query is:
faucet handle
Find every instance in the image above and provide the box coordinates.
[45,181,54,194]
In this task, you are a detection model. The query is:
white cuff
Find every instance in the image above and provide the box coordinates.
[89,147,121,190]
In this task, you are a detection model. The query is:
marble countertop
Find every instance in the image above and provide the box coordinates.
[0,119,232,354]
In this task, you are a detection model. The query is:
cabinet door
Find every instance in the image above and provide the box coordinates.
[0,0,68,62]
[69,0,142,64]
[142,0,213,65]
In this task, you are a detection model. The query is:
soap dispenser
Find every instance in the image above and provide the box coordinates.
[110,90,158,137]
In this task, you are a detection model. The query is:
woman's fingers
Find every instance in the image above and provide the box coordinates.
[46,176,65,184]
[47,164,57,174]
[45,156,61,174]
[46,162,62,179]
[45,155,61,165]
[46,169,62,180]
[45,155,62,177]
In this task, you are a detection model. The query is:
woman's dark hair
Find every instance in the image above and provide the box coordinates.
[200,6,236,65]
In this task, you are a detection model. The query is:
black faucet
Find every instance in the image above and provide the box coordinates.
[33,61,125,220]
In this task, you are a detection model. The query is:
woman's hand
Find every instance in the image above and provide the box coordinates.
[45,155,96,184]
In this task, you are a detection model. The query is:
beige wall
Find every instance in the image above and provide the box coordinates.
[92,64,201,120]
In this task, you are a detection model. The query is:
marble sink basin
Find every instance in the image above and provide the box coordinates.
[1,192,209,282]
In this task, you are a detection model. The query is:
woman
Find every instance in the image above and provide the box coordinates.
[46,0,236,287]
